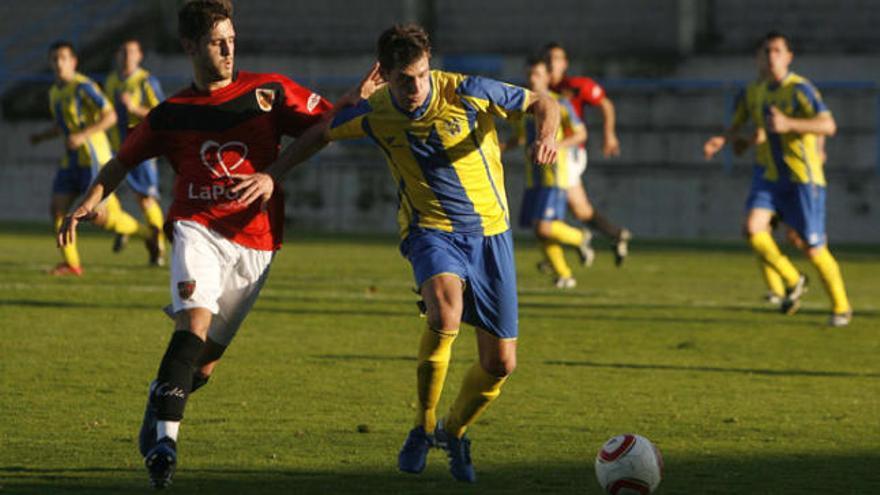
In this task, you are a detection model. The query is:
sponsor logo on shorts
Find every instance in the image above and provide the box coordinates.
[178,280,196,300]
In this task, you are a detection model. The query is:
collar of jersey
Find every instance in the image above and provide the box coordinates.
[767,72,792,90]
[389,74,434,120]
[118,67,143,83]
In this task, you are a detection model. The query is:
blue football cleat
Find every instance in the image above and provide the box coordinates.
[145,437,177,489]
[138,381,159,458]
[398,426,433,474]
[434,421,476,483]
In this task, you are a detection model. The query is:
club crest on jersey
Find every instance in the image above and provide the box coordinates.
[200,140,249,178]
[307,93,321,112]
[255,88,276,112]
[443,118,462,137]
[178,280,196,300]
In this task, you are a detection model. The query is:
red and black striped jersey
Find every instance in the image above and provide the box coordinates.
[117,71,332,250]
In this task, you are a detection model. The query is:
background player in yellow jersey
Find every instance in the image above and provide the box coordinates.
[508,56,591,289]
[733,32,850,326]
[232,23,560,483]
[104,39,167,265]
[29,41,157,276]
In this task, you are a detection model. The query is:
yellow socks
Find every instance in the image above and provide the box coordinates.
[809,246,851,314]
[415,327,457,433]
[749,232,801,287]
[103,194,151,238]
[444,362,508,438]
[759,258,786,297]
[548,221,584,247]
[142,200,166,245]
[55,216,81,268]
[542,241,572,278]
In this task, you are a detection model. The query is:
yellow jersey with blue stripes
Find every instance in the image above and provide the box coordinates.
[754,72,829,186]
[519,92,583,189]
[732,79,773,168]
[104,67,164,151]
[48,72,114,170]
[329,70,532,238]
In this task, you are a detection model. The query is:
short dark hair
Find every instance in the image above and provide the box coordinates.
[178,0,232,41]
[526,54,548,70]
[541,41,564,57]
[377,23,431,71]
[763,30,792,52]
[49,40,76,57]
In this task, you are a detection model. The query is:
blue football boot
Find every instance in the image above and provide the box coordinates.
[144,437,177,489]
[434,420,476,483]
[398,425,433,474]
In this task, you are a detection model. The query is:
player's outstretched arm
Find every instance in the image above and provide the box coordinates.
[525,92,560,165]
[29,125,62,146]
[232,63,384,208]
[598,96,620,157]
[57,158,129,247]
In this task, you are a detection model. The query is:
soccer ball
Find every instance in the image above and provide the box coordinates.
[594,434,663,494]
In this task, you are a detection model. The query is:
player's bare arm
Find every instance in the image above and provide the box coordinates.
[703,122,748,160]
[231,63,385,207]
[67,106,117,150]
[559,124,587,149]
[525,91,560,165]
[766,106,836,135]
[598,96,620,157]
[57,157,129,247]
[29,125,62,145]
[119,92,151,120]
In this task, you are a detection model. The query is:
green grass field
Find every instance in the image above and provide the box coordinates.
[1,223,878,494]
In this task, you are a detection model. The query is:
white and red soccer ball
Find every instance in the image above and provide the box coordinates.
[595,434,663,494]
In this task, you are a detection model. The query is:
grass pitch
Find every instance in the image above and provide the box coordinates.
[0,223,878,494]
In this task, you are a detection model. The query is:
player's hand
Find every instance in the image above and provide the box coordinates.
[338,62,385,108]
[602,133,621,157]
[119,92,136,112]
[766,106,791,133]
[66,132,87,150]
[531,137,558,166]
[702,136,725,160]
[57,206,97,247]
[230,172,274,209]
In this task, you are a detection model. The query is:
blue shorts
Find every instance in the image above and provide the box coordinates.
[519,187,567,228]
[51,166,95,196]
[400,228,518,339]
[126,159,160,198]
[745,168,827,247]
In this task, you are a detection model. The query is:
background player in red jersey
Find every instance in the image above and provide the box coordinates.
[56,0,370,488]
[543,42,632,266]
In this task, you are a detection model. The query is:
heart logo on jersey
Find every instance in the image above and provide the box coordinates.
[200,140,249,178]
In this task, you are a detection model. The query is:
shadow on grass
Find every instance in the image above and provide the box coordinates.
[545,359,880,379]
[313,354,416,362]
[2,453,879,495]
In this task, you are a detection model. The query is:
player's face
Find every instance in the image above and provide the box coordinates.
[186,18,235,84]
[49,47,77,82]
[384,53,431,112]
[528,63,550,92]
[547,47,568,82]
[764,38,792,80]
[118,41,143,74]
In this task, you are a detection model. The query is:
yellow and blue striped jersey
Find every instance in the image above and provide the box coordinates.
[48,72,114,169]
[519,92,583,189]
[731,79,773,168]
[104,67,164,151]
[329,70,533,239]
[754,72,829,185]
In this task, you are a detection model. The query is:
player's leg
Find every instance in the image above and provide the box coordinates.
[94,193,159,261]
[398,231,467,475]
[50,191,82,275]
[793,185,852,325]
[126,159,167,265]
[746,207,805,312]
[568,184,630,266]
[436,231,518,483]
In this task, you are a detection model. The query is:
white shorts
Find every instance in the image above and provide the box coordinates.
[168,220,274,346]
[567,146,588,187]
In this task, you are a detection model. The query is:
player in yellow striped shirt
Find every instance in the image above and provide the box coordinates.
[29,41,157,276]
[104,39,167,265]
[508,56,591,288]
[231,24,560,482]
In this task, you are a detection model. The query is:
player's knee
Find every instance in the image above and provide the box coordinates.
[426,306,462,333]
[174,309,212,340]
[535,221,552,239]
[481,353,516,378]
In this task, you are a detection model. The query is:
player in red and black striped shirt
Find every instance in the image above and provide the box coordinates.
[58,1,371,487]
[544,42,632,266]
